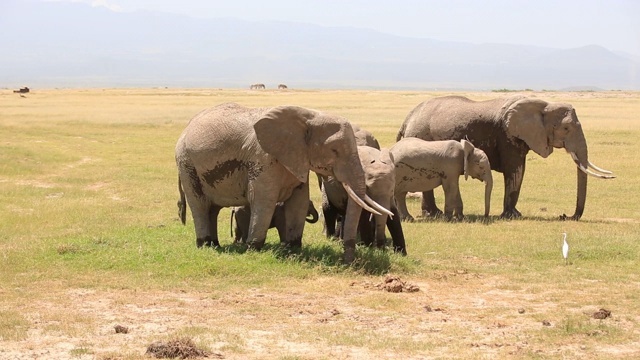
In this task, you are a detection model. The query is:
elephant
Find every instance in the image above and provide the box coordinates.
[175,102,392,263]
[278,84,288,89]
[316,122,379,235]
[250,83,266,89]
[390,138,493,221]
[320,145,407,255]
[231,200,318,243]
[396,95,615,220]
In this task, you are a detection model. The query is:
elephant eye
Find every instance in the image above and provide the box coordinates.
[332,148,340,156]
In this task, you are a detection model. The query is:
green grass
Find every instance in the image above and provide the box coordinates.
[1,88,639,359]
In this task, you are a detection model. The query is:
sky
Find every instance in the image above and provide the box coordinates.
[42,0,640,56]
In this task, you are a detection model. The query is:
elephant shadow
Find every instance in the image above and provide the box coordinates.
[212,240,396,275]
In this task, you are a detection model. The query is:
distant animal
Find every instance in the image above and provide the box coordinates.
[250,83,266,89]
[278,84,288,89]
[396,95,615,220]
[13,87,29,94]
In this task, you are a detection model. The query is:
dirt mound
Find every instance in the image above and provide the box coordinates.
[146,337,221,359]
[376,275,420,293]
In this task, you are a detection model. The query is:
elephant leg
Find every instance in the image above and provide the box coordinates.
[358,211,375,246]
[207,206,222,247]
[280,182,310,247]
[342,197,363,264]
[442,182,459,221]
[321,191,339,238]
[373,213,387,249]
[394,191,414,222]
[421,190,443,217]
[246,199,278,250]
[386,205,407,255]
[272,204,287,243]
[501,155,526,219]
[233,207,250,243]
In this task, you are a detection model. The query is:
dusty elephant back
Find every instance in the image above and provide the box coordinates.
[399,96,521,140]
[390,138,463,193]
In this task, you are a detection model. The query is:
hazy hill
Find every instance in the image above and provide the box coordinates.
[1,0,638,90]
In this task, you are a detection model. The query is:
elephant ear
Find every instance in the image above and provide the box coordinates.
[504,98,553,158]
[254,106,317,183]
[461,139,474,181]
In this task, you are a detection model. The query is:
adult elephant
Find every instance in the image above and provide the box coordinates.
[231,200,318,243]
[176,102,391,263]
[320,146,407,255]
[396,95,615,220]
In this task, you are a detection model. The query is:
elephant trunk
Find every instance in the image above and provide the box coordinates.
[566,151,614,221]
[484,173,493,217]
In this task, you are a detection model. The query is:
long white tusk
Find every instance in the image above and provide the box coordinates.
[571,153,616,179]
[342,183,382,216]
[364,194,394,218]
[588,161,613,175]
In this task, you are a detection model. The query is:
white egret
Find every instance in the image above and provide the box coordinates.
[562,232,569,265]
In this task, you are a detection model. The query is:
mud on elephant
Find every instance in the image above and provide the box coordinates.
[396,95,614,220]
[175,103,391,263]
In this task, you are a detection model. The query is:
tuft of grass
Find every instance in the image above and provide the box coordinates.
[0,310,30,341]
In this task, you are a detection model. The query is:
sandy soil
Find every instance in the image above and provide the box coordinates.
[2,274,638,360]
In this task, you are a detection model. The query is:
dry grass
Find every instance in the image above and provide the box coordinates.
[1,88,639,359]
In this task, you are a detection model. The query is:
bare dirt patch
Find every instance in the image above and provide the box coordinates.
[2,275,638,359]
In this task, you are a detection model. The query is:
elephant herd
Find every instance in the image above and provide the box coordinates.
[175,96,615,263]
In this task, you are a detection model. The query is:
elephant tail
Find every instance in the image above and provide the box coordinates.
[396,122,406,141]
[177,176,187,225]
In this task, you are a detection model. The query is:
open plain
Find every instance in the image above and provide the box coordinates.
[1,88,639,359]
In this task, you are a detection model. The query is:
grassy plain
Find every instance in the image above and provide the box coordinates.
[0,88,639,359]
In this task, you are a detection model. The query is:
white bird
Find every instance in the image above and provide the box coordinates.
[562,232,569,265]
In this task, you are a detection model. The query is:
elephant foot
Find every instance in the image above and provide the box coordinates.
[342,239,356,265]
[559,213,581,221]
[500,208,522,219]
[196,236,220,248]
[400,215,415,223]
[286,237,302,248]
[247,239,266,250]
[421,208,443,218]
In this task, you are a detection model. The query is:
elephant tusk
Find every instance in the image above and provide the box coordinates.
[570,153,616,179]
[364,194,394,218]
[588,160,613,175]
[342,183,382,216]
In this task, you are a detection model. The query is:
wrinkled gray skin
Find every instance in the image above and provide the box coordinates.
[397,96,615,220]
[390,138,493,221]
[176,103,389,263]
[232,200,318,243]
[321,146,407,255]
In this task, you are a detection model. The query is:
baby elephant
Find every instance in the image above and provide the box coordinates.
[232,200,319,243]
[390,138,492,221]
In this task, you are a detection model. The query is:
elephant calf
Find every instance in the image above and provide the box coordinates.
[390,138,493,221]
[232,201,319,243]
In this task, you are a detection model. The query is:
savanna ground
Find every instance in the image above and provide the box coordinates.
[0,88,639,359]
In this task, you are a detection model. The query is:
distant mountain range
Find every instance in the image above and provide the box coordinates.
[2,0,639,90]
